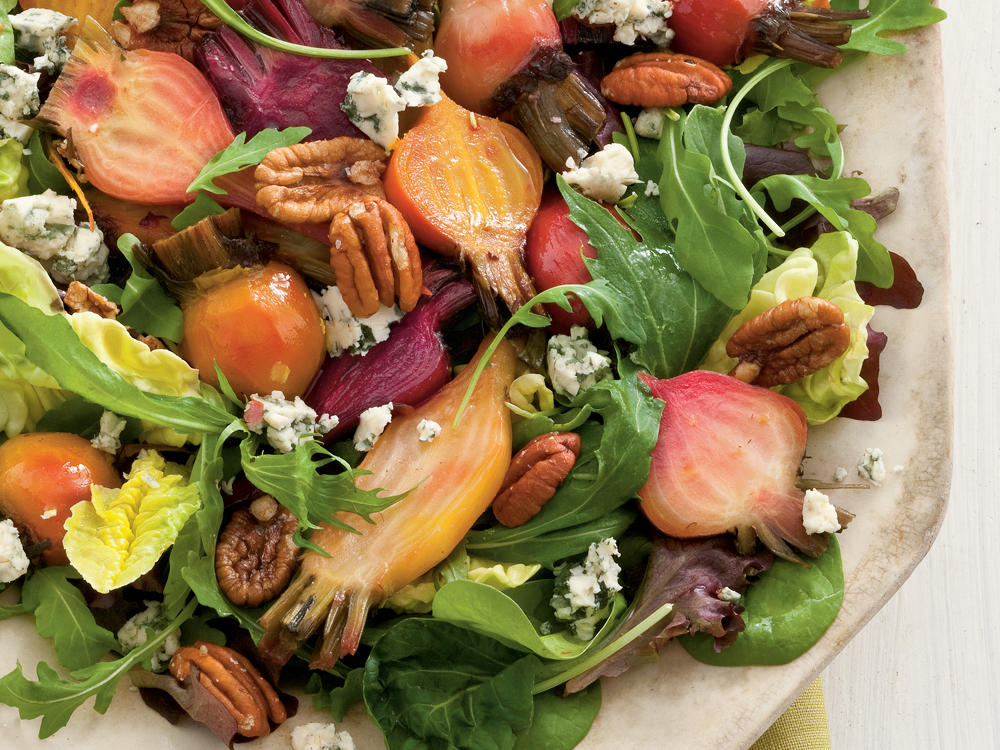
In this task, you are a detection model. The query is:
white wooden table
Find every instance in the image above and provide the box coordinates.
[822,2,1000,747]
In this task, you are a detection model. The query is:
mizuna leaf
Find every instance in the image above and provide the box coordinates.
[20,568,117,671]
[0,600,195,739]
[63,451,201,593]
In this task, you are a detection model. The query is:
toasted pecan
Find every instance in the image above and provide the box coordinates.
[493,432,581,527]
[601,52,733,108]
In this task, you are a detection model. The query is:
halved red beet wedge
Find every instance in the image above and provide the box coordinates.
[637,370,851,563]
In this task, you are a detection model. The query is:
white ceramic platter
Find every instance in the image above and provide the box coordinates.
[0,21,950,750]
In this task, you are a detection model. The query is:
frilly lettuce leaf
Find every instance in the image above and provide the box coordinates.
[701,231,874,423]
[0,139,28,202]
[64,451,201,593]
[0,244,68,437]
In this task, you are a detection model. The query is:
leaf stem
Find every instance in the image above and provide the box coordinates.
[532,601,674,694]
[720,58,795,237]
[620,112,640,163]
[199,0,411,59]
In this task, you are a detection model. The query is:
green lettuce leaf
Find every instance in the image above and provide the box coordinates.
[0,0,15,65]
[0,600,195,739]
[93,235,184,342]
[363,618,538,750]
[0,139,27,201]
[20,568,117,671]
[701,231,874,423]
[63,451,201,593]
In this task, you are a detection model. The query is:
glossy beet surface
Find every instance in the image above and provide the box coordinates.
[0,433,121,566]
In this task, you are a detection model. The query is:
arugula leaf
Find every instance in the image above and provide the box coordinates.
[514,684,602,750]
[466,378,660,566]
[21,568,117,671]
[835,0,947,56]
[681,536,844,665]
[239,437,407,534]
[0,293,233,435]
[755,173,893,286]
[363,618,539,750]
[0,600,195,739]
[186,127,311,196]
[98,235,185,341]
[656,112,764,309]
[170,191,226,232]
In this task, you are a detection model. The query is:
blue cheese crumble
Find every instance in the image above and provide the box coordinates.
[573,0,675,46]
[857,447,887,485]
[291,722,356,750]
[342,71,406,150]
[394,51,448,108]
[91,410,127,455]
[314,285,403,357]
[116,601,181,672]
[0,189,110,284]
[417,418,441,443]
[246,391,338,453]
[354,402,393,451]
[634,107,667,139]
[562,143,640,203]
[10,8,76,73]
[0,64,40,122]
[550,538,623,640]
[546,325,613,399]
[802,488,841,534]
[0,518,29,583]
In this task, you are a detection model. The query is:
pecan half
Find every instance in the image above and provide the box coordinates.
[255,137,388,225]
[111,0,221,61]
[493,432,581,527]
[601,52,733,108]
[215,500,298,608]
[726,296,851,387]
[169,641,287,739]
[63,281,119,318]
[329,197,422,316]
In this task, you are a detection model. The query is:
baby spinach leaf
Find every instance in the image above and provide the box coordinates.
[35,396,141,444]
[559,177,736,378]
[0,293,233,435]
[680,536,845,666]
[465,377,660,566]
[309,667,365,722]
[25,132,69,195]
[755,173,893,286]
[432,580,625,661]
[21,568,117,671]
[514,684,602,750]
[835,0,947,56]
[102,235,185,341]
[363,618,539,750]
[0,599,195,739]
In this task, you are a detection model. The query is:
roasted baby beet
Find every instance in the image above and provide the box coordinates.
[0,433,121,566]
[180,262,326,398]
[637,370,851,563]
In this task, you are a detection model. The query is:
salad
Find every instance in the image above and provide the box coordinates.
[0,0,946,748]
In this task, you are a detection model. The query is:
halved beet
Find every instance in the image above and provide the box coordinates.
[638,370,851,562]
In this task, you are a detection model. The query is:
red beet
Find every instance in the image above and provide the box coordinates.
[305,266,477,440]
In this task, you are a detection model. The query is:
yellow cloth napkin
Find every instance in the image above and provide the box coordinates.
[750,677,831,750]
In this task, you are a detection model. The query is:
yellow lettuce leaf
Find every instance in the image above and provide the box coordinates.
[63,450,201,593]
[701,232,874,424]
[385,556,542,613]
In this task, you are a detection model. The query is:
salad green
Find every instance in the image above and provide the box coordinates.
[0,0,946,747]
